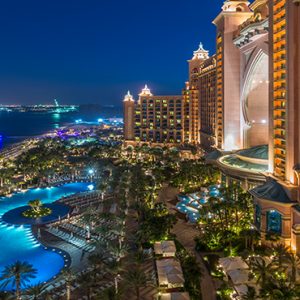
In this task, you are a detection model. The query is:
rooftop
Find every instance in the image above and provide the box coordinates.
[249,179,293,204]
[219,155,268,173]
[237,145,268,160]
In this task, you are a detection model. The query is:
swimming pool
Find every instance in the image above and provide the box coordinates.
[176,185,222,223]
[0,182,92,290]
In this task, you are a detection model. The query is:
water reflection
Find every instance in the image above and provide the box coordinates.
[52,113,61,129]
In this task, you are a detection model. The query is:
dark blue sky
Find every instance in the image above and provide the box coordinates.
[0,0,222,105]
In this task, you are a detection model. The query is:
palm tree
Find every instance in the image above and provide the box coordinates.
[249,257,274,289]
[0,261,37,300]
[133,251,148,266]
[260,280,300,300]
[25,282,47,300]
[272,243,290,269]
[124,267,149,300]
[28,199,43,213]
[88,252,106,270]
[99,286,122,300]
[286,253,300,283]
[77,272,95,300]
[0,292,14,300]
[61,269,75,300]
[105,260,123,295]
[108,242,129,262]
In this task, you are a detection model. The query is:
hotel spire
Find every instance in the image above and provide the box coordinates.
[139,85,153,97]
[123,91,134,102]
[222,0,251,12]
[192,42,209,60]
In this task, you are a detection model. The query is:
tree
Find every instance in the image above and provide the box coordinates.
[249,257,274,289]
[61,269,75,300]
[0,292,14,300]
[260,280,300,300]
[88,252,106,270]
[124,267,149,300]
[0,261,37,300]
[25,282,47,300]
[272,243,290,270]
[286,253,300,283]
[28,199,43,213]
[77,272,95,300]
[99,286,123,300]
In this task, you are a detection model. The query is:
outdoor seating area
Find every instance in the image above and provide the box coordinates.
[45,226,95,253]
[43,267,115,299]
[59,191,106,211]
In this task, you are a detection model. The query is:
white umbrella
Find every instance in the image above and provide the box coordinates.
[219,257,249,272]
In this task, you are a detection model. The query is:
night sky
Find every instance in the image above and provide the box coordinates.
[0,0,223,106]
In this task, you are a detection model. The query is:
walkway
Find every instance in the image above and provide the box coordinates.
[158,185,217,300]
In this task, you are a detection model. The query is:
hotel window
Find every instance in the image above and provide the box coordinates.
[267,210,282,234]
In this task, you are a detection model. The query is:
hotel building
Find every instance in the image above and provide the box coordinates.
[124,85,185,145]
[124,43,216,146]
[209,0,300,253]
[124,0,300,252]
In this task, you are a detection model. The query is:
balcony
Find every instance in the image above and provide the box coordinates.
[274,134,286,140]
[274,153,286,160]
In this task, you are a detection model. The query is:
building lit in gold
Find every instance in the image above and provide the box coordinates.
[124,43,214,146]
[209,0,300,253]
[124,85,185,145]
[123,0,300,252]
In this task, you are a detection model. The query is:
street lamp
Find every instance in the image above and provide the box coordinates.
[88,169,95,181]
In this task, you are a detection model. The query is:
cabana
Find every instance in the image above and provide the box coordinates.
[154,241,176,257]
[156,258,184,288]
[227,269,251,285]
[219,257,249,272]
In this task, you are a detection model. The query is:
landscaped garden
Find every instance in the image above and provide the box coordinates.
[1,139,300,299]
[22,199,52,218]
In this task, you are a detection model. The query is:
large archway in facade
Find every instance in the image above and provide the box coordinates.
[241,50,269,148]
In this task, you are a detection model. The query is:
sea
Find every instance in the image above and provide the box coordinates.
[0,106,122,150]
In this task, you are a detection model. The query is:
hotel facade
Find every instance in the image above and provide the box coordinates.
[124,0,300,253]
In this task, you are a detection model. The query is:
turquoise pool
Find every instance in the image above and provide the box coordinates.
[0,182,92,290]
[176,185,221,223]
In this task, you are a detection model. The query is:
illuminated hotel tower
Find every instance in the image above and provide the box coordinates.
[124,85,184,145]
[213,0,253,150]
[123,91,135,141]
[213,0,300,182]
[183,43,209,144]
[270,0,300,183]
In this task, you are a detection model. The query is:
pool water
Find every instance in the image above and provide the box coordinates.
[0,182,91,290]
[176,185,221,223]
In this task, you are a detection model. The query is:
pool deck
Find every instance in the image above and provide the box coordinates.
[33,226,90,272]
